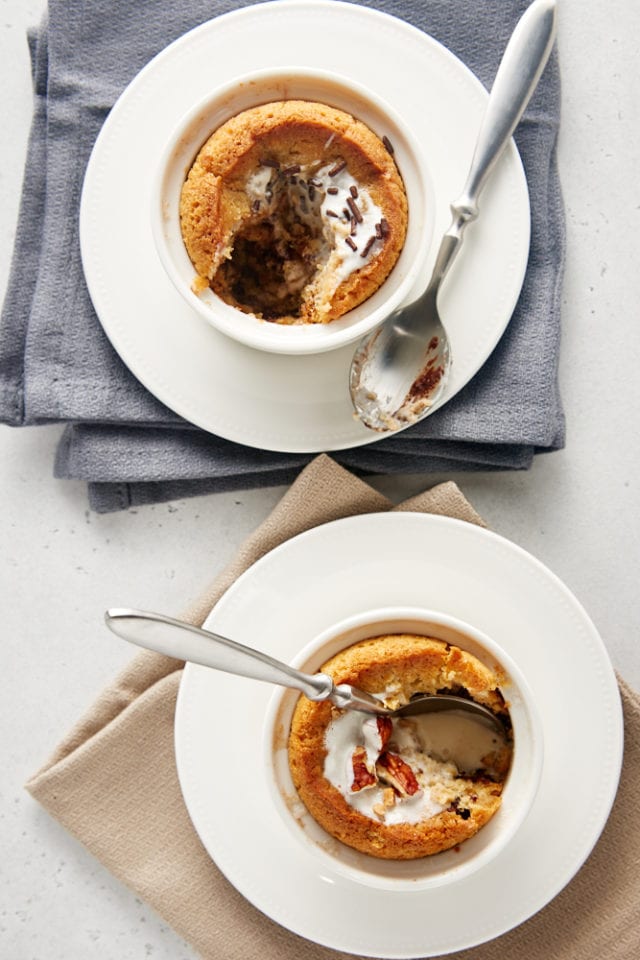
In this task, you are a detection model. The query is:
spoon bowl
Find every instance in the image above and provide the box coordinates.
[350,271,451,431]
[394,692,504,728]
[350,0,557,431]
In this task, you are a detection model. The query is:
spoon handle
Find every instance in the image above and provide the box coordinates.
[453,0,557,225]
[105,608,333,701]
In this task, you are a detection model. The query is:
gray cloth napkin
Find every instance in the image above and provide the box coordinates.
[0,0,565,512]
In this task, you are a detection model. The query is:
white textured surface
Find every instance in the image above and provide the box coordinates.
[1,1,639,958]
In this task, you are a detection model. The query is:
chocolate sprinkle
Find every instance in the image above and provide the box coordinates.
[345,236,357,251]
[308,185,316,201]
[382,135,395,155]
[327,186,339,195]
[349,185,358,198]
[326,209,338,217]
[282,164,301,175]
[328,159,347,177]
[346,196,363,223]
[361,235,376,258]
[375,223,383,239]
[350,217,357,236]
[380,217,390,237]
[260,158,280,168]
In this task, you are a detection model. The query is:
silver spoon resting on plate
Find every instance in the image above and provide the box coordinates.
[105,608,505,733]
[349,0,557,432]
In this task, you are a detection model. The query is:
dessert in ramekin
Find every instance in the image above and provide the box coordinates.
[288,632,512,860]
[266,608,542,889]
[152,69,433,354]
[180,100,407,326]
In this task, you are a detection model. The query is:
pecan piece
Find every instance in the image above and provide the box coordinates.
[376,751,421,798]
[376,716,393,750]
[362,714,393,759]
[350,746,376,792]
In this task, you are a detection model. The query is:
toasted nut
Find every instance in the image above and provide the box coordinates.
[376,751,421,798]
[376,716,393,750]
[350,746,376,792]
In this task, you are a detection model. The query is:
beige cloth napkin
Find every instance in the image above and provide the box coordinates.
[27,455,638,959]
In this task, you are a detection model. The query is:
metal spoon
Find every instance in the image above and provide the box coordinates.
[105,608,504,730]
[349,0,557,432]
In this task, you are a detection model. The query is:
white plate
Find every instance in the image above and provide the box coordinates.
[175,514,623,957]
[79,0,530,453]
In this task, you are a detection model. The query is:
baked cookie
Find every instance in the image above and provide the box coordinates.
[288,634,512,860]
[180,100,408,323]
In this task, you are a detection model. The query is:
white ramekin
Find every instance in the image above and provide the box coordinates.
[151,67,434,355]
[264,607,543,890]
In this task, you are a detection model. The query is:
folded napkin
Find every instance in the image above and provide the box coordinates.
[26,456,637,960]
[0,0,565,512]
